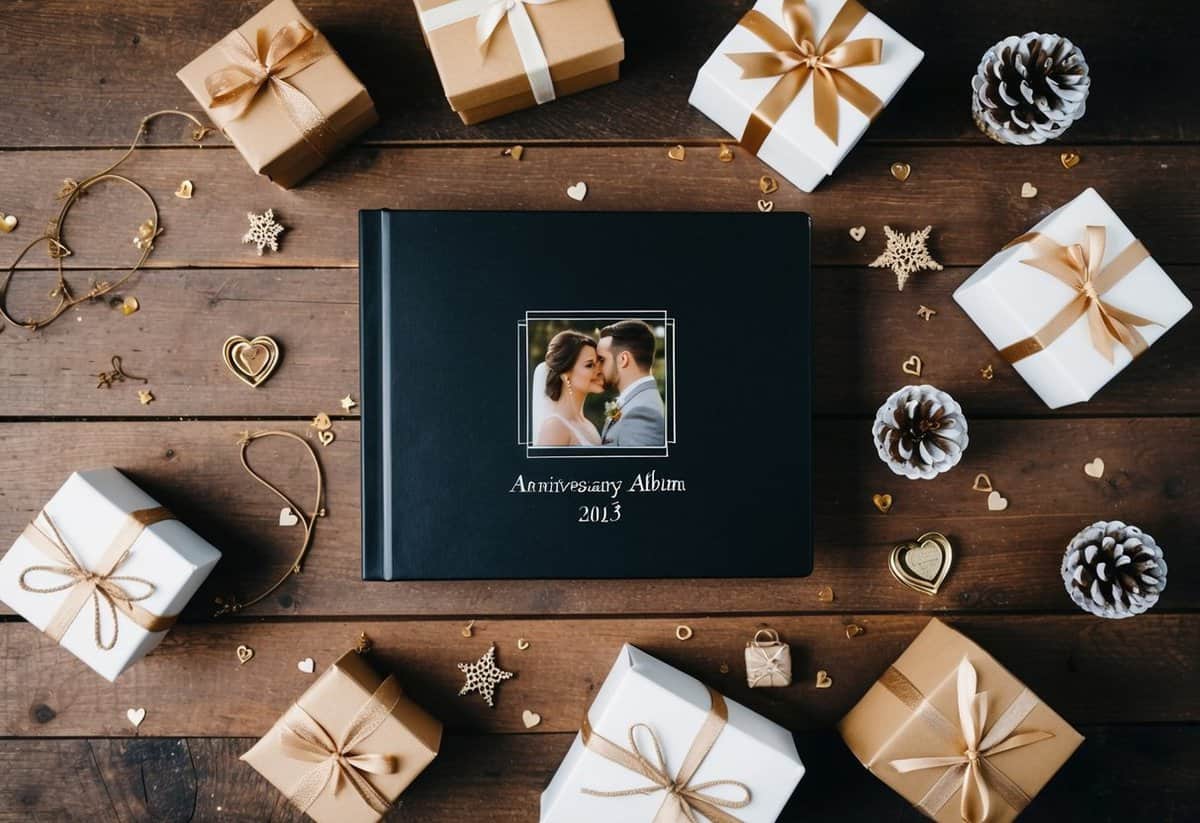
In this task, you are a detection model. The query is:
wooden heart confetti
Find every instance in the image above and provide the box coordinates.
[980,364,994,380]
[758,175,778,194]
[815,670,833,688]
[297,657,315,674]
[889,532,953,596]
[522,709,542,728]
[872,493,893,513]
[844,624,865,639]
[222,335,281,388]
[566,181,588,202]
[1060,151,1081,169]
[317,430,335,447]
[1084,457,1105,478]
[901,355,923,377]
[817,585,834,603]
[516,638,530,650]
[849,225,866,242]
[174,180,194,199]
[718,144,734,163]
[987,490,1009,511]
[668,145,686,161]
[917,305,936,321]
[757,199,774,213]
[1021,182,1038,198]
[890,162,911,182]
[0,213,17,233]
[126,707,146,729]
[279,507,299,527]
[971,473,993,493]
[236,644,254,665]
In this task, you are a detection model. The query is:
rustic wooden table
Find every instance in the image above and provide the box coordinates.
[1,1,1197,820]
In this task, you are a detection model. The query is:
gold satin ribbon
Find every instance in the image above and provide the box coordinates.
[727,0,882,152]
[998,227,1158,365]
[580,687,752,823]
[203,19,338,160]
[18,508,177,650]
[278,673,404,815]
[884,658,1055,823]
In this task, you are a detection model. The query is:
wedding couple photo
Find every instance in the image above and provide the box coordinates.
[528,317,669,450]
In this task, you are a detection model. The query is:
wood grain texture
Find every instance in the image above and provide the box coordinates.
[0,417,1194,618]
[0,1,1195,147]
[4,726,1199,822]
[2,145,1198,273]
[1,614,1196,736]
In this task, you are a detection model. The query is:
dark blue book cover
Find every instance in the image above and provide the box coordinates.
[360,211,812,580]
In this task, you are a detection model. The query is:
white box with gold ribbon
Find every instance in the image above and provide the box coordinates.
[689,0,923,192]
[0,468,222,682]
[540,644,805,822]
[954,188,1192,409]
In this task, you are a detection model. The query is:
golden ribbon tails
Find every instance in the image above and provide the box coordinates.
[999,226,1158,365]
[727,0,883,152]
[204,19,337,158]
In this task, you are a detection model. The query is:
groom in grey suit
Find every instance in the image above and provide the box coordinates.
[597,319,666,447]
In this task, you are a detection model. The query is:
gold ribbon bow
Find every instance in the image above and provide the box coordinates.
[278,674,404,815]
[886,658,1055,823]
[203,19,337,159]
[727,0,882,152]
[18,508,176,650]
[998,226,1158,365]
[580,687,752,823]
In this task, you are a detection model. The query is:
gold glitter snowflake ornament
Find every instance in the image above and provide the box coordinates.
[458,644,515,708]
[242,208,284,255]
[870,225,943,291]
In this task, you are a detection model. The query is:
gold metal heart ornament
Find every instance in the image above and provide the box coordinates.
[222,335,281,388]
[889,531,953,596]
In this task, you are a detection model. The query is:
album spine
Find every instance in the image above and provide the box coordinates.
[359,210,389,580]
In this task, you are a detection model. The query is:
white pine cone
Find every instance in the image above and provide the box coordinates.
[872,385,969,480]
[971,32,1090,145]
[1062,521,1167,619]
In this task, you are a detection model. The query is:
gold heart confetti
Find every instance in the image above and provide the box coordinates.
[222,335,281,388]
[817,585,835,603]
[516,638,530,651]
[718,144,735,163]
[980,364,994,381]
[889,532,953,596]
[174,180,194,199]
[311,412,333,432]
[890,162,911,182]
[719,662,730,674]
[757,199,774,213]
[987,490,1009,512]
[566,181,588,202]
[917,305,936,321]
[279,507,299,527]
[872,493,892,513]
[297,657,315,674]
[1084,457,1105,478]
[317,430,335,447]
[971,473,993,493]
[668,145,686,161]
[1060,151,1081,169]
[844,624,865,639]
[522,709,542,729]
[236,644,254,665]
[126,707,146,729]
[0,213,18,233]
[849,225,866,242]
[815,670,833,689]
[759,175,779,194]
[505,145,524,161]
[901,355,923,377]
[1020,181,1038,198]
[461,620,475,638]
[120,296,140,316]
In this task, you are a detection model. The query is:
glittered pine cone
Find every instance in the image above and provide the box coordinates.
[872,385,969,480]
[971,32,1090,145]
[1062,521,1167,619]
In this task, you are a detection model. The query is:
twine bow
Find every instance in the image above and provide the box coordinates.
[747,646,788,688]
[887,658,1055,823]
[18,508,176,650]
[581,687,751,823]
[278,674,404,815]
[727,0,882,152]
[999,226,1159,365]
[203,19,337,158]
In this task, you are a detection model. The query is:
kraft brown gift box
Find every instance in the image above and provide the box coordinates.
[838,618,1083,823]
[177,0,378,188]
[414,0,624,125]
[241,650,442,823]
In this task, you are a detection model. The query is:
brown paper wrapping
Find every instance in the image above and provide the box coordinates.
[414,0,625,124]
[838,619,1083,823]
[177,0,377,188]
[241,651,442,823]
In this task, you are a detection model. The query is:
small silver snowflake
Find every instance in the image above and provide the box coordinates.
[457,644,514,708]
[242,208,284,255]
[870,225,943,291]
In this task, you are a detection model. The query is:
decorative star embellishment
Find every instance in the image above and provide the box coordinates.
[457,644,514,708]
[340,395,357,412]
[916,305,937,321]
[242,208,285,256]
[137,389,154,405]
[869,225,943,291]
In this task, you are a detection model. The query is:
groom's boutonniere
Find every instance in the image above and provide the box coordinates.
[604,400,622,423]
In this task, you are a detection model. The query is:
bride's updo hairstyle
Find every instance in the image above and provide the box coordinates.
[544,330,596,401]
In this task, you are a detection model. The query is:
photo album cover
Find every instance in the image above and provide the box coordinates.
[360,211,812,580]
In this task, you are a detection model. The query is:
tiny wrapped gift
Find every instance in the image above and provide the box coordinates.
[0,468,221,682]
[838,618,1084,823]
[541,644,805,822]
[177,0,378,188]
[954,188,1193,408]
[689,0,923,192]
[241,650,443,823]
[414,0,625,125]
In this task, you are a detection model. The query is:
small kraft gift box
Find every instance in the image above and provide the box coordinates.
[541,644,805,822]
[0,468,221,682]
[690,0,923,192]
[954,188,1193,409]
[241,649,443,823]
[839,618,1084,823]
[414,0,625,125]
[177,0,378,188]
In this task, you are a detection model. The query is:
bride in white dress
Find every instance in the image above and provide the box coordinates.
[532,330,605,446]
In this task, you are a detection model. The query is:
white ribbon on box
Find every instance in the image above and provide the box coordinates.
[418,0,562,105]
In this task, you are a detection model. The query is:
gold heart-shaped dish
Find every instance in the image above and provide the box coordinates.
[889,531,953,596]
[222,335,280,388]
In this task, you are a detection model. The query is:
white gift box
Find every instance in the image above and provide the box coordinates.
[689,0,923,192]
[540,644,805,822]
[954,188,1193,409]
[0,468,221,681]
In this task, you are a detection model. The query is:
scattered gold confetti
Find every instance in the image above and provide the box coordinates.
[311,412,333,431]
[236,644,254,664]
[815,670,833,688]
[566,181,587,202]
[675,624,694,641]
[340,395,357,412]
[917,305,936,321]
[126,707,146,729]
[757,199,774,213]
[120,296,140,316]
[278,507,299,527]
[719,662,730,674]
[354,632,373,654]
[461,620,475,638]
[987,490,1009,511]
[849,225,866,242]
[317,430,334,447]
[845,624,865,639]
[890,162,911,182]
[758,175,778,195]
[1060,151,1081,169]
[718,144,735,162]
[0,213,17,233]
[668,145,686,161]
[1021,181,1038,198]
[516,638,530,651]
[972,473,993,493]
[137,389,154,405]
[817,585,835,603]
[174,180,194,199]
[297,657,315,674]
[133,219,161,251]
[501,145,524,161]
[901,355,923,377]
[980,364,994,380]
[1084,457,1105,478]
[522,709,541,728]
[871,225,943,291]
[872,493,893,513]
